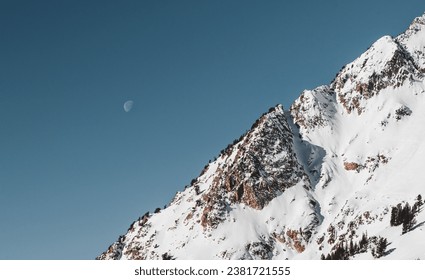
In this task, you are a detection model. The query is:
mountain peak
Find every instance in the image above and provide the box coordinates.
[405,12,425,33]
[98,12,425,260]
[331,32,421,114]
[290,85,336,131]
[396,12,425,72]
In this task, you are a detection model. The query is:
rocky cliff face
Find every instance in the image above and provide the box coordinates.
[98,12,425,260]
[199,105,312,229]
[97,105,322,260]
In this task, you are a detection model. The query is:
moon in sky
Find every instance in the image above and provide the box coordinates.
[123,100,134,112]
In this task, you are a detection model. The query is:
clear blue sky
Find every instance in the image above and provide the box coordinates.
[1,0,424,259]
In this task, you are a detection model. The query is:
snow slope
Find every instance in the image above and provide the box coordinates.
[98,12,425,260]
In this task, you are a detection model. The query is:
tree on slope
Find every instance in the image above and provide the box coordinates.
[401,203,416,234]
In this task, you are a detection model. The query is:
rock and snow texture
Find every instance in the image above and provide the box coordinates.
[98,12,425,260]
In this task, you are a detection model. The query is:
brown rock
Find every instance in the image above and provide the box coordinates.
[344,162,360,171]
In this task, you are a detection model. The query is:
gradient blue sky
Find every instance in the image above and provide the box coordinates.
[1,0,424,259]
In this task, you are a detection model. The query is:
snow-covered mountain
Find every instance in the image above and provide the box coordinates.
[98,12,425,260]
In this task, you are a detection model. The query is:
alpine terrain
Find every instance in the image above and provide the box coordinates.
[98,12,425,260]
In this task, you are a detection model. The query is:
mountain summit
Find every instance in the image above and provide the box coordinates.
[98,12,425,260]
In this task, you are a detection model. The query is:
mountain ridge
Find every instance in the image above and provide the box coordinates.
[97,12,425,260]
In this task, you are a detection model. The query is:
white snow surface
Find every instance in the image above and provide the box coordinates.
[98,12,425,260]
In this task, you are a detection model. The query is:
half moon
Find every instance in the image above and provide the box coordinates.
[123,100,134,112]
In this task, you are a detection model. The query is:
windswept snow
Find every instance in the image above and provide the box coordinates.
[98,12,425,260]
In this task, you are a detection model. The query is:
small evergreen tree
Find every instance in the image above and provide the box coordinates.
[194,185,200,195]
[391,204,403,226]
[401,202,417,234]
[390,205,401,226]
[372,237,388,258]
[359,232,369,253]
[413,194,423,214]
[400,202,410,222]
[333,244,348,260]
[162,253,176,260]
[349,239,355,256]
